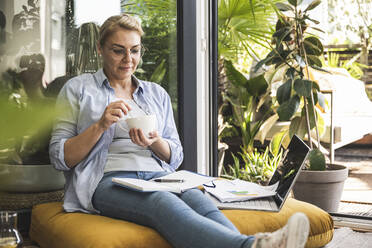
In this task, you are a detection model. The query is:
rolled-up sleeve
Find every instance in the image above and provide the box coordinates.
[49,81,80,171]
[159,91,183,171]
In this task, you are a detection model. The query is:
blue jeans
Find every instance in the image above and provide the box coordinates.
[92,171,255,248]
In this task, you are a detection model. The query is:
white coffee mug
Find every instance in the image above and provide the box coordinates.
[118,114,157,137]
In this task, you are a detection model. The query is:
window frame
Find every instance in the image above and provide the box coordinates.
[177,0,198,172]
[209,0,218,177]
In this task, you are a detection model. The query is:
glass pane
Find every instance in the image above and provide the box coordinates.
[0,0,50,165]
[121,0,178,124]
[0,0,42,100]
[0,0,178,115]
[65,0,179,124]
[0,0,178,165]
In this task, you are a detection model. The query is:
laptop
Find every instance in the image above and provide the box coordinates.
[205,135,310,212]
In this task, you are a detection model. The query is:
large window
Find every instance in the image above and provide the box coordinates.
[0,0,199,171]
[121,1,178,124]
[0,0,178,120]
[0,0,43,100]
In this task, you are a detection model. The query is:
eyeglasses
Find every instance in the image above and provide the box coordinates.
[108,44,146,60]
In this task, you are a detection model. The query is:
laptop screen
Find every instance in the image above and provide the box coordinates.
[268,135,310,208]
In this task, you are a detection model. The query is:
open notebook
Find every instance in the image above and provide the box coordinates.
[112,170,214,194]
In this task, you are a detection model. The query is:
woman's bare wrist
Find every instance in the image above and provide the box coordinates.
[94,121,107,135]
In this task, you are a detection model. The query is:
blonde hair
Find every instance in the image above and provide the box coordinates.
[99,14,144,46]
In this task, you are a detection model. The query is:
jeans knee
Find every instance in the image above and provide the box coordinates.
[181,189,218,213]
[149,191,193,218]
[149,191,178,208]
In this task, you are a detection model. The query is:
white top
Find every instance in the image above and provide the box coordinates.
[104,99,164,173]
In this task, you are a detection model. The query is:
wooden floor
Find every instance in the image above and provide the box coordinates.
[334,145,372,207]
[338,202,372,218]
[325,227,372,248]
[331,145,372,234]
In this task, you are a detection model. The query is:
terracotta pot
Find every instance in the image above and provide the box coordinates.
[292,164,348,212]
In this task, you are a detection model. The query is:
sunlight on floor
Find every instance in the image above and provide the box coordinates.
[344,176,371,190]
[336,154,372,204]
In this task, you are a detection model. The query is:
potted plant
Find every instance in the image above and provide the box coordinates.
[66,22,102,76]
[216,0,282,169]
[254,0,348,212]
[0,0,65,194]
[0,94,65,193]
[219,59,283,181]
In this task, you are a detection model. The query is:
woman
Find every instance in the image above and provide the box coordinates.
[50,14,309,248]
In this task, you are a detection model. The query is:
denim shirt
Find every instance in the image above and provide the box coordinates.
[49,69,183,213]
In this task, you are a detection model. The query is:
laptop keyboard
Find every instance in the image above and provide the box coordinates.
[235,199,272,208]
[206,193,278,211]
[222,199,275,210]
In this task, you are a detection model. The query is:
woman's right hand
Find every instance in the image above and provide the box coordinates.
[64,100,131,168]
[97,100,131,131]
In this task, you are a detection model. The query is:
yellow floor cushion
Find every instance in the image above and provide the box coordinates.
[29,198,333,248]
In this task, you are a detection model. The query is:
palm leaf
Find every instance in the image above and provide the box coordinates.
[219,0,283,60]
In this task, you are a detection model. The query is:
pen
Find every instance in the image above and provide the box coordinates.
[154,179,185,183]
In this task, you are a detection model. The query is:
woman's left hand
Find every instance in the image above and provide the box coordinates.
[129,129,160,147]
[130,129,171,163]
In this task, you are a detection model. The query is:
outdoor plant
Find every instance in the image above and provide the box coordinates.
[218,0,282,63]
[254,0,327,170]
[320,51,367,80]
[222,146,283,184]
[121,0,178,110]
[217,0,283,175]
[221,60,272,153]
[217,0,290,179]
[0,0,57,165]
[0,93,57,164]
[219,59,282,180]
[218,0,281,137]
[66,22,102,76]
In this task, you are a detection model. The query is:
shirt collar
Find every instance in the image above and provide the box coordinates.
[131,74,144,94]
[94,69,108,87]
[94,69,144,94]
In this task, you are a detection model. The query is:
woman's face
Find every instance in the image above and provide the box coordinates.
[98,28,142,83]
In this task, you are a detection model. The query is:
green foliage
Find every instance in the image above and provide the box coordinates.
[222,146,283,184]
[218,0,282,62]
[276,80,292,104]
[217,1,283,173]
[0,94,58,164]
[321,52,367,80]
[308,148,326,170]
[255,0,327,171]
[276,95,300,121]
[121,0,178,117]
[222,60,272,152]
[0,0,57,165]
[121,0,177,85]
[0,71,24,98]
[270,131,286,156]
[66,23,102,76]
